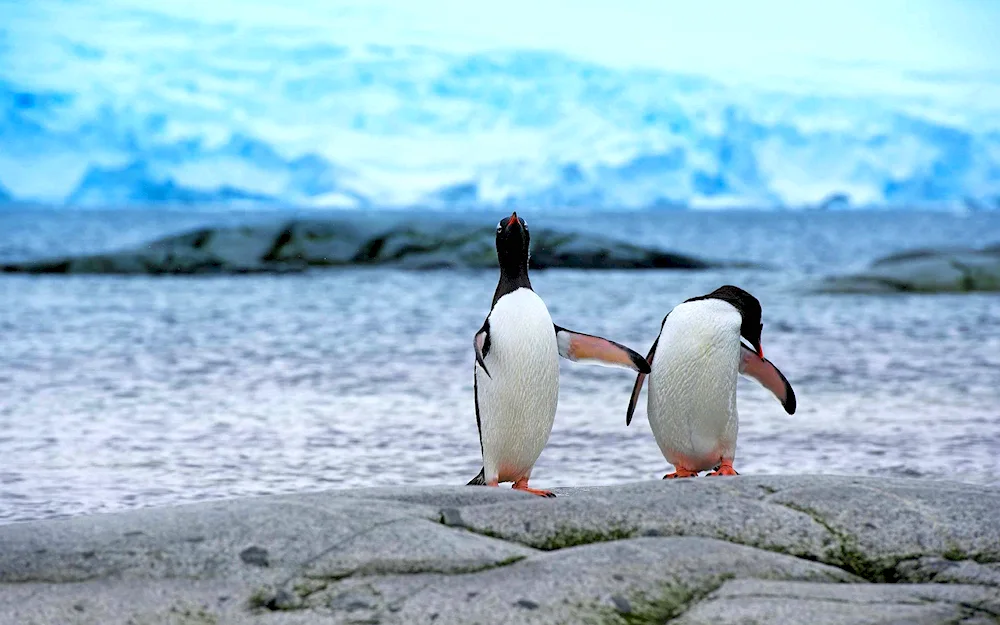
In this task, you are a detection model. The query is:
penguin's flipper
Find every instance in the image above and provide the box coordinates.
[467,468,487,486]
[474,320,491,378]
[553,325,651,373]
[739,346,797,415]
[626,336,658,426]
[626,313,667,426]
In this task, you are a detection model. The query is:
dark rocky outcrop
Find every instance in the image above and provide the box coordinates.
[817,245,1000,293]
[0,219,719,274]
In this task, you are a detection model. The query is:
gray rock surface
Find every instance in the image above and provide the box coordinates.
[330,537,857,625]
[673,579,1000,625]
[817,245,1000,293]
[896,557,1000,586]
[1,475,997,624]
[298,519,536,579]
[0,218,718,274]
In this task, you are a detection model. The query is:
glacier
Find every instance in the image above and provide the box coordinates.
[2,1,1000,210]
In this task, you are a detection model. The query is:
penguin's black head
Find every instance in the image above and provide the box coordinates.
[495,211,529,273]
[689,285,765,358]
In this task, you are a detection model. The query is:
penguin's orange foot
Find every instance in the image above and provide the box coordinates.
[663,467,699,479]
[707,460,739,476]
[512,478,556,498]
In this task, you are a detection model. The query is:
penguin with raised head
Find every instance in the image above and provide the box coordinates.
[469,211,651,497]
[626,285,795,478]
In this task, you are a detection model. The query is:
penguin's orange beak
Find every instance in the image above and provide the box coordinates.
[757,344,765,359]
[507,211,519,228]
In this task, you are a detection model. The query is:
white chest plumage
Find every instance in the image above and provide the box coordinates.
[647,299,742,471]
[476,288,560,483]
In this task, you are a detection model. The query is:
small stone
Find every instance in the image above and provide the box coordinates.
[610,594,632,614]
[515,599,539,610]
[72,603,85,612]
[240,546,270,567]
[439,507,464,527]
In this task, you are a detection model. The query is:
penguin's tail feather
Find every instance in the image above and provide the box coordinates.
[467,468,486,486]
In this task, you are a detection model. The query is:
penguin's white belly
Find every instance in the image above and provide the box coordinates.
[647,301,741,471]
[477,289,560,483]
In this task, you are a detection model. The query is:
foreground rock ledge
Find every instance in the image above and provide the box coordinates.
[0,219,726,274]
[1,476,998,625]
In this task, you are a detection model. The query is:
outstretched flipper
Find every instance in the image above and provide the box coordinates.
[474,320,491,378]
[554,325,651,373]
[739,345,796,414]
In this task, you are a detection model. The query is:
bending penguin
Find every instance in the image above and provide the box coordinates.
[469,212,651,497]
[626,285,796,478]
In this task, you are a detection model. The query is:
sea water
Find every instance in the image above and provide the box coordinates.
[1,208,998,523]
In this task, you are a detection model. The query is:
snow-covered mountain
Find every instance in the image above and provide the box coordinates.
[2,1,999,210]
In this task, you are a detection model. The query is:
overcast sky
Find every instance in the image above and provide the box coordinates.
[128,0,1000,80]
[396,0,999,77]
